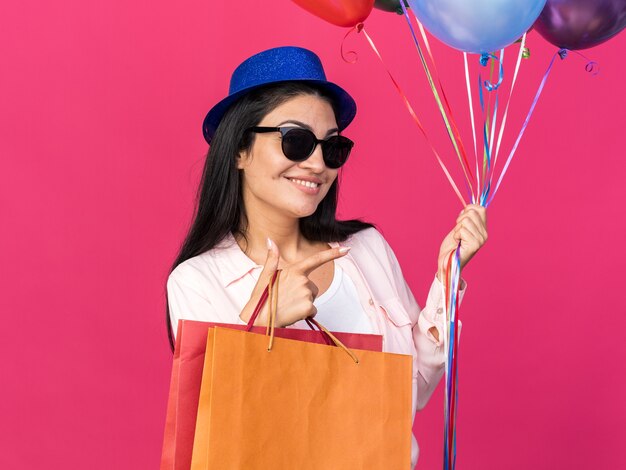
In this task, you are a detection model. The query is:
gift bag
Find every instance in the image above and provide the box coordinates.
[190,271,412,469]
[160,272,384,470]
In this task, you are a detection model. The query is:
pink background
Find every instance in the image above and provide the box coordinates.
[2,1,625,468]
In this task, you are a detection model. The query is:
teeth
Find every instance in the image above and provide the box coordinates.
[289,178,319,188]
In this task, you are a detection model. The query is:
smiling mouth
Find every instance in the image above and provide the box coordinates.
[286,177,320,189]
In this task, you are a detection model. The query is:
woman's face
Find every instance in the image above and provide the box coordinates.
[237,94,340,219]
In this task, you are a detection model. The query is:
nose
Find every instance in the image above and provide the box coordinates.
[298,141,326,172]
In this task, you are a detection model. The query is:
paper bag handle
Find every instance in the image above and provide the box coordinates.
[305,317,360,364]
[245,270,281,331]
[258,269,359,364]
[245,270,329,342]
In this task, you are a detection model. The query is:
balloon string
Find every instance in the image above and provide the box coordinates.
[493,33,527,181]
[477,52,506,205]
[358,25,467,207]
[488,53,501,159]
[483,98,498,204]
[340,23,364,64]
[558,48,600,75]
[477,72,493,205]
[413,11,476,193]
[480,58,496,197]
[443,243,461,470]
[514,36,531,59]
[443,250,452,470]
[399,3,476,202]
[486,49,564,206]
[463,53,480,204]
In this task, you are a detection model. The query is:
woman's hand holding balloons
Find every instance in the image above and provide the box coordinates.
[437,204,488,281]
[239,240,351,327]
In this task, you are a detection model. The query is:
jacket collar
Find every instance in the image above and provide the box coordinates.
[214,231,342,288]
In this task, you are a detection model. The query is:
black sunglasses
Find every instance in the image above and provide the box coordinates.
[245,126,354,169]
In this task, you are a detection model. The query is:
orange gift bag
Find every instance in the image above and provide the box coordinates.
[190,271,413,469]
[160,272,384,470]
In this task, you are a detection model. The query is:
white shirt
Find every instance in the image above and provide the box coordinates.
[291,263,375,335]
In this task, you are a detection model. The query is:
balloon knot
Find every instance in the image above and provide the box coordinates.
[355,23,364,33]
[479,53,503,91]
[558,49,568,60]
[479,52,497,67]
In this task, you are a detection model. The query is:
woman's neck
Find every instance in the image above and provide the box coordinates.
[235,213,315,266]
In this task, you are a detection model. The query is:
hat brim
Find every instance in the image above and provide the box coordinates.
[202,79,357,145]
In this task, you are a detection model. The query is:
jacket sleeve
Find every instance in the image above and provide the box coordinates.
[380,235,467,410]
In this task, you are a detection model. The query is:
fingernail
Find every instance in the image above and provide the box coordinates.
[339,247,351,254]
[266,237,273,250]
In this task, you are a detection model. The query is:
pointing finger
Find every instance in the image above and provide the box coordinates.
[292,247,351,276]
[256,238,280,288]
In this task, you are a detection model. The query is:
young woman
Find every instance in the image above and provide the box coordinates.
[166,46,487,467]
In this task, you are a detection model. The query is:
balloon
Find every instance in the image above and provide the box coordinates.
[407,0,547,53]
[292,0,375,27]
[374,0,408,14]
[534,0,626,50]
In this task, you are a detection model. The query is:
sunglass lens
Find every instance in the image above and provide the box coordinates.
[281,129,316,161]
[323,136,353,169]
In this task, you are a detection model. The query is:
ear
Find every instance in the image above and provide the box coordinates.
[236,150,248,170]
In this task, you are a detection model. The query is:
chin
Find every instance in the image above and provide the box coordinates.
[286,201,321,218]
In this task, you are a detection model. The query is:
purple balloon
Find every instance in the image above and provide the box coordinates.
[534,0,626,50]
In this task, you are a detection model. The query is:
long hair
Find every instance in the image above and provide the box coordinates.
[165,82,376,350]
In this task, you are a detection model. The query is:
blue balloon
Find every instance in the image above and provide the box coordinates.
[407,0,547,53]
